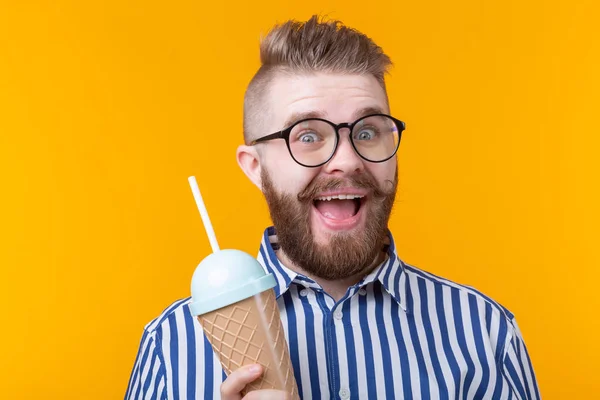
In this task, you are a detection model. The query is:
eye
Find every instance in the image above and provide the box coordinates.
[354,128,377,141]
[298,132,320,143]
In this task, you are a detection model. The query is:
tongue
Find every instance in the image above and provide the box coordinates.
[315,199,357,220]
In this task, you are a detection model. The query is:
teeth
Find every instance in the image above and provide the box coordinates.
[315,194,364,201]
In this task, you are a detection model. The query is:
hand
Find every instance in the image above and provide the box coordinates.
[220,364,290,400]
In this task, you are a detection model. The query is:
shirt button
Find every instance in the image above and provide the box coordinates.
[358,288,367,296]
[333,310,343,320]
[339,388,350,399]
[300,289,309,297]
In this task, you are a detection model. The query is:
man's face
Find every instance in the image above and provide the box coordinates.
[256,73,398,280]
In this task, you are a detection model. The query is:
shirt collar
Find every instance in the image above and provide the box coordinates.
[256,226,409,312]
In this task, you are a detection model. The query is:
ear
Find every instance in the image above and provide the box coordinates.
[236,144,263,190]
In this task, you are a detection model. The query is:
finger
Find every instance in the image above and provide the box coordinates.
[242,389,290,400]
[221,364,263,399]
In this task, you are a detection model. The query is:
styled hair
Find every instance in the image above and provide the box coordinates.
[243,15,393,143]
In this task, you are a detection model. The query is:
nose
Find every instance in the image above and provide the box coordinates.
[322,128,364,175]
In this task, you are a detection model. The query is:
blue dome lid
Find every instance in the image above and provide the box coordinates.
[189,249,276,316]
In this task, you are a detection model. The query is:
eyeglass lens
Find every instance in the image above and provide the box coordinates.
[288,115,400,166]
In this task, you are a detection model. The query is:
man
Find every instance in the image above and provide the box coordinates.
[126,16,540,400]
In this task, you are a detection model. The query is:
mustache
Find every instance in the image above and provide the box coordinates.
[297,173,394,202]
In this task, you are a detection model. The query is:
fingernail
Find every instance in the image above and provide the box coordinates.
[249,364,261,374]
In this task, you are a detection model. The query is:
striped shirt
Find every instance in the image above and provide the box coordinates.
[126,227,540,399]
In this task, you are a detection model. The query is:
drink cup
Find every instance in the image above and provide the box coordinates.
[190,249,300,398]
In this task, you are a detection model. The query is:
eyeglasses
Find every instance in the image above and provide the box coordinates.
[250,114,406,168]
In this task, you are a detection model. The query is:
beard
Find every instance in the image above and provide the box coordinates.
[261,168,397,281]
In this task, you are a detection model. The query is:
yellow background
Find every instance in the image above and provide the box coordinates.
[1,0,598,398]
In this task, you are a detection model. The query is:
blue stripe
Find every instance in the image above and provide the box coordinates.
[373,283,395,398]
[514,336,534,400]
[434,284,461,400]
[390,290,413,398]
[505,356,527,399]
[167,314,180,400]
[183,306,197,399]
[358,288,378,398]
[203,335,214,396]
[329,303,341,399]
[154,328,167,399]
[141,338,158,397]
[133,334,154,399]
[417,278,449,400]
[393,262,403,306]
[468,295,491,399]
[282,289,303,397]
[450,288,476,400]
[495,312,508,363]
[485,302,492,333]
[315,292,338,397]
[342,297,359,399]
[300,291,322,399]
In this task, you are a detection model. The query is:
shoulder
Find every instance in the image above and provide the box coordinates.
[401,261,515,324]
[143,297,194,334]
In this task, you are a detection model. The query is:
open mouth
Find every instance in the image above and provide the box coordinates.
[313,194,365,221]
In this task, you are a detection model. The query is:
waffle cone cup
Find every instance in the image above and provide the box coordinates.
[197,289,300,398]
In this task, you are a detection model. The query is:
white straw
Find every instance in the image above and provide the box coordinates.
[188,176,220,253]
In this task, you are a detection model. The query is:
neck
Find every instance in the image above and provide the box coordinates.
[276,248,387,302]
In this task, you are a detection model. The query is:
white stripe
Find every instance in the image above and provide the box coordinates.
[175,308,189,397]
[334,302,350,399]
[155,378,165,399]
[310,293,331,398]
[409,274,439,400]
[489,307,501,358]
[349,293,367,397]
[499,376,509,399]
[476,296,498,398]
[381,287,405,397]
[193,319,205,399]
[365,285,387,398]
[210,331,223,400]
[160,319,174,399]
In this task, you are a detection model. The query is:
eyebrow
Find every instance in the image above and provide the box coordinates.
[282,110,328,130]
[281,106,388,131]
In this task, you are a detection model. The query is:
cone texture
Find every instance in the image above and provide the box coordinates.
[198,289,299,398]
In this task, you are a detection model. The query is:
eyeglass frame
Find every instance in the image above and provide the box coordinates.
[249,113,407,168]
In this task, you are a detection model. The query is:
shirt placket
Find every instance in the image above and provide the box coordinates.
[314,286,362,400]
